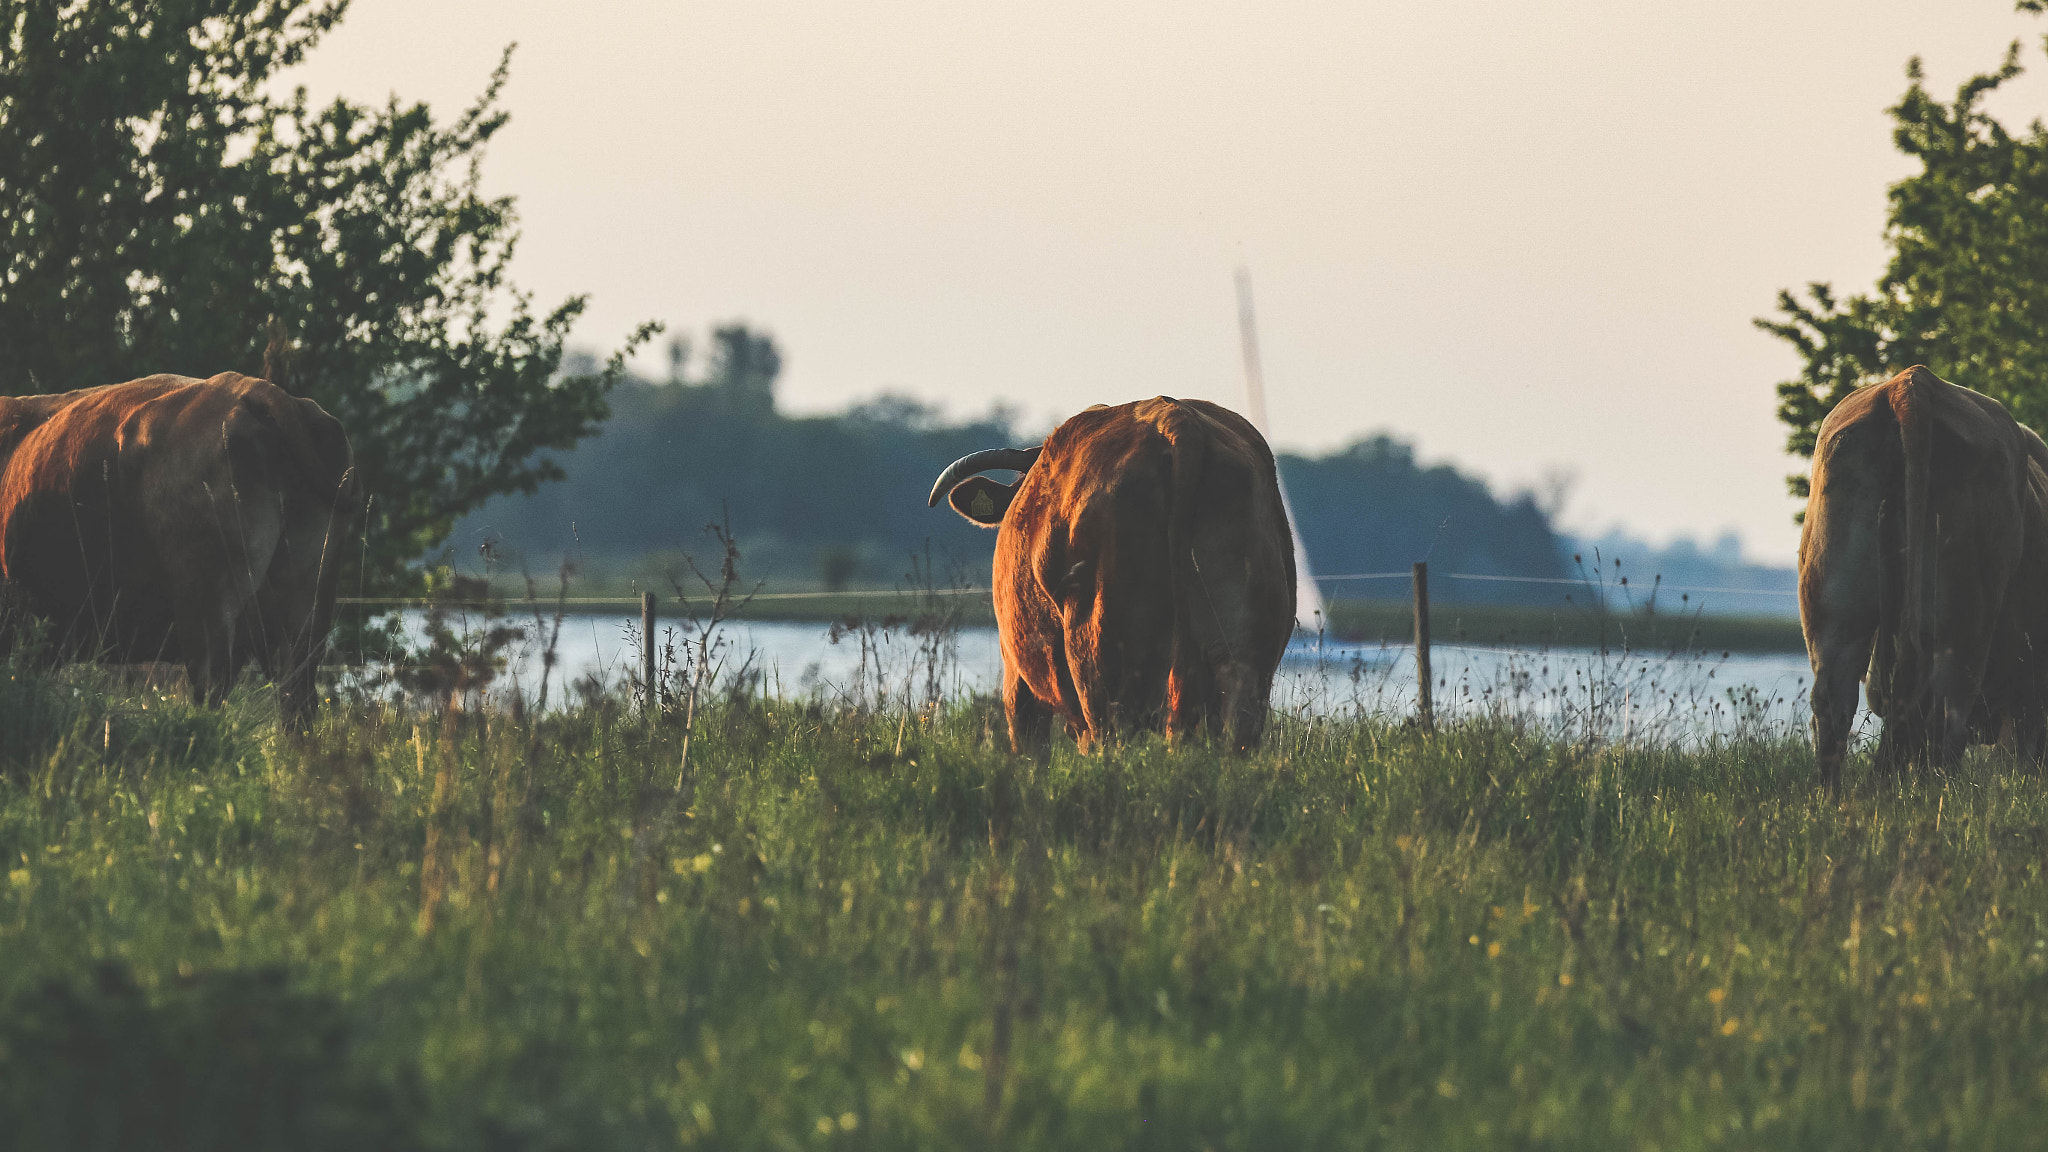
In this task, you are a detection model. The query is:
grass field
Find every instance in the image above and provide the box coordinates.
[3,653,2044,1149]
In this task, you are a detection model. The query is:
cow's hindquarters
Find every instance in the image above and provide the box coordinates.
[1164,414,1294,753]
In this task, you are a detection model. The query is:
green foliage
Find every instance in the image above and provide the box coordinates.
[1762,8,2048,503]
[6,662,2048,1146]
[694,323,783,417]
[0,0,654,592]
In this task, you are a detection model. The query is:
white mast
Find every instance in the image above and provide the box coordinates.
[1235,267,1325,631]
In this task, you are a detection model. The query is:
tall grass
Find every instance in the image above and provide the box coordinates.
[2,658,2046,1149]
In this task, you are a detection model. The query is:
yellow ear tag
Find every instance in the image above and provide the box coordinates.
[971,489,997,519]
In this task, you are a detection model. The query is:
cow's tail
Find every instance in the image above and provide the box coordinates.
[1895,367,1937,689]
[1162,401,1208,712]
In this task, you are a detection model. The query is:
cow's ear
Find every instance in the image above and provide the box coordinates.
[947,476,1015,526]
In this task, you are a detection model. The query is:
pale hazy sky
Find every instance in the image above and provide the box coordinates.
[287,1,2048,564]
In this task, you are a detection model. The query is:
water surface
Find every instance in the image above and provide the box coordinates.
[415,611,1857,745]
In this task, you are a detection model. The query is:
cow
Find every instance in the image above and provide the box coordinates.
[0,373,356,724]
[1800,365,2048,787]
[929,395,1297,756]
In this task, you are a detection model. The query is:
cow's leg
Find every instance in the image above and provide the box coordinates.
[1057,594,1115,754]
[0,581,58,672]
[1998,709,2043,772]
[1005,674,1053,760]
[172,582,246,708]
[250,490,349,728]
[1066,625,1171,752]
[253,597,325,730]
[1926,647,1985,769]
[1801,468,1882,791]
[1165,662,1213,746]
[267,630,321,729]
[1179,653,1262,752]
[2010,478,2048,772]
[1065,660,1110,755]
[1872,713,1922,778]
[2015,702,2048,773]
[1922,487,2022,769]
[1174,550,1247,749]
[1217,658,1270,753]
[2009,634,2048,772]
[1810,612,1874,790]
[173,484,284,710]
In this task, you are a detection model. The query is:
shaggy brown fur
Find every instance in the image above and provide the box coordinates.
[934,396,1295,756]
[0,374,355,723]
[1800,366,2048,786]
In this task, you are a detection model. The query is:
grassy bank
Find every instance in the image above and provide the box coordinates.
[3,667,2040,1149]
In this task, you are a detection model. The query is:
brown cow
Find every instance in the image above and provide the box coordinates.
[0,373,356,723]
[1801,365,2048,786]
[929,396,1296,755]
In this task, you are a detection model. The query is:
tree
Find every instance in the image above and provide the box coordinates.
[1278,434,1570,606]
[702,324,780,416]
[1762,3,2048,506]
[0,0,652,593]
[456,335,1021,585]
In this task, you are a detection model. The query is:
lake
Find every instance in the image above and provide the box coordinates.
[412,610,1856,746]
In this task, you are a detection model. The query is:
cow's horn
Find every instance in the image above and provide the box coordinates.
[927,446,1043,507]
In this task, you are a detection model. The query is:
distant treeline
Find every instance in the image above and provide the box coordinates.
[452,326,1574,603]
[1282,436,1567,604]
[1570,530,1798,619]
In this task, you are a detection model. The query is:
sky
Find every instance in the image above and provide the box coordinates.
[285,0,2048,565]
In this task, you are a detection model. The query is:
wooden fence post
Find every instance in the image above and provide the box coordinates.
[1413,561,1434,733]
[641,591,657,713]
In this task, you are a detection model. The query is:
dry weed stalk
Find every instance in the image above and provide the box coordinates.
[671,513,761,794]
[415,723,457,935]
